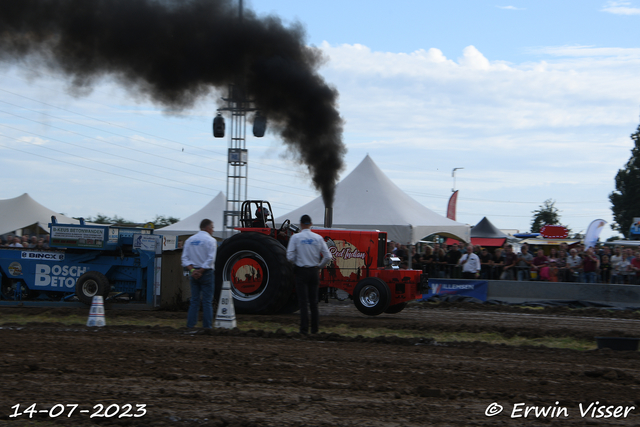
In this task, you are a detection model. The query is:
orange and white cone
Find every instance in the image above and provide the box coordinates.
[214,281,236,329]
[86,295,106,327]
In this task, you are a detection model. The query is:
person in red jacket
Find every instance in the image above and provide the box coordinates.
[582,248,600,284]
[532,249,549,281]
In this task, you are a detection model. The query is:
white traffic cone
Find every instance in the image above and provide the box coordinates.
[86,295,106,327]
[215,281,237,329]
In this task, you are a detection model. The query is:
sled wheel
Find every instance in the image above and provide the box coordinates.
[353,277,391,316]
[384,302,408,314]
[1,279,31,300]
[75,271,110,305]
[215,232,294,314]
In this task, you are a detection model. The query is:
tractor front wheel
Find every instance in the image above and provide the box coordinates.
[353,277,391,316]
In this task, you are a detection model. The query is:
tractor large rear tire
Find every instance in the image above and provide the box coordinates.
[215,232,294,315]
[277,292,300,314]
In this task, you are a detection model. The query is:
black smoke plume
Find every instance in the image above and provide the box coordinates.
[0,0,346,207]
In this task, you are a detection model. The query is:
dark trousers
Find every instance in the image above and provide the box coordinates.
[295,267,320,334]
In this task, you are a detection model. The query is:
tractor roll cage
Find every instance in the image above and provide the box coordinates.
[240,200,276,229]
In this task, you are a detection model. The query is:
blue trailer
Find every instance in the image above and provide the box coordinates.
[0,218,164,307]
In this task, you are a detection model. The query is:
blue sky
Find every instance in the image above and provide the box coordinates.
[2,0,640,240]
[252,1,640,60]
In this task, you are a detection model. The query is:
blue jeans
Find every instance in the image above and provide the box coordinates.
[584,271,597,283]
[517,268,530,281]
[187,270,215,328]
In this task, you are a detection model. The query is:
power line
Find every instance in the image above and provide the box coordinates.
[0,84,309,178]
[406,190,607,206]
[0,138,217,197]
[0,129,316,202]
[0,122,220,183]
[1,131,221,191]
[0,103,318,195]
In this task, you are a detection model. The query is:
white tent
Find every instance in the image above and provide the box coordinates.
[0,193,83,235]
[276,155,470,244]
[159,191,226,239]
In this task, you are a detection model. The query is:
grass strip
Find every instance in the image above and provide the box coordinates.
[0,315,596,351]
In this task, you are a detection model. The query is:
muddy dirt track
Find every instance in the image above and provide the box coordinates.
[2,302,640,426]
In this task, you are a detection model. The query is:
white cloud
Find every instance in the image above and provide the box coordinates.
[314,42,639,235]
[321,43,640,134]
[17,136,48,145]
[458,46,492,70]
[529,44,640,57]
[496,5,525,10]
[601,1,640,15]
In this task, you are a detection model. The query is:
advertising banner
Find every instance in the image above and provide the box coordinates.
[584,219,606,249]
[421,278,488,301]
[447,190,458,221]
[50,225,107,249]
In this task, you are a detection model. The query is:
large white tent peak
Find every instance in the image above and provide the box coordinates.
[0,193,82,235]
[276,155,470,244]
[159,191,226,238]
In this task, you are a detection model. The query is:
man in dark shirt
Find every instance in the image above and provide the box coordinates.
[502,244,518,280]
[445,244,462,278]
[478,247,493,279]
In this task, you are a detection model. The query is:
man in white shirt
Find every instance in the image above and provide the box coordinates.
[459,244,480,279]
[566,248,583,282]
[181,219,217,329]
[286,215,332,335]
[610,246,623,284]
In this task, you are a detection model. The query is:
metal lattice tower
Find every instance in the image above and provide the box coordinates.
[215,0,266,238]
[218,84,256,238]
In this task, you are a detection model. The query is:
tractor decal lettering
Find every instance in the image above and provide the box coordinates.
[321,239,368,283]
[35,264,89,288]
[329,247,367,260]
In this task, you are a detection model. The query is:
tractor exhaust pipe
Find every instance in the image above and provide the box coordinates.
[324,207,333,228]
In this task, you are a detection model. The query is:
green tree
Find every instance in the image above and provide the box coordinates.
[87,214,112,224]
[531,199,561,233]
[151,215,180,229]
[87,214,137,226]
[609,124,640,238]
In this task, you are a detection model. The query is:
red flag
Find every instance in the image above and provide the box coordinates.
[447,190,458,221]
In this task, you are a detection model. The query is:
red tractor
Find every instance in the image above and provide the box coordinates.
[214,201,428,315]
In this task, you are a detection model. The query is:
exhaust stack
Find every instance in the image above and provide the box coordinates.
[324,207,333,228]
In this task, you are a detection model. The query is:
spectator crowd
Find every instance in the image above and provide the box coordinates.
[389,241,640,284]
[0,234,50,250]
[4,233,640,285]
